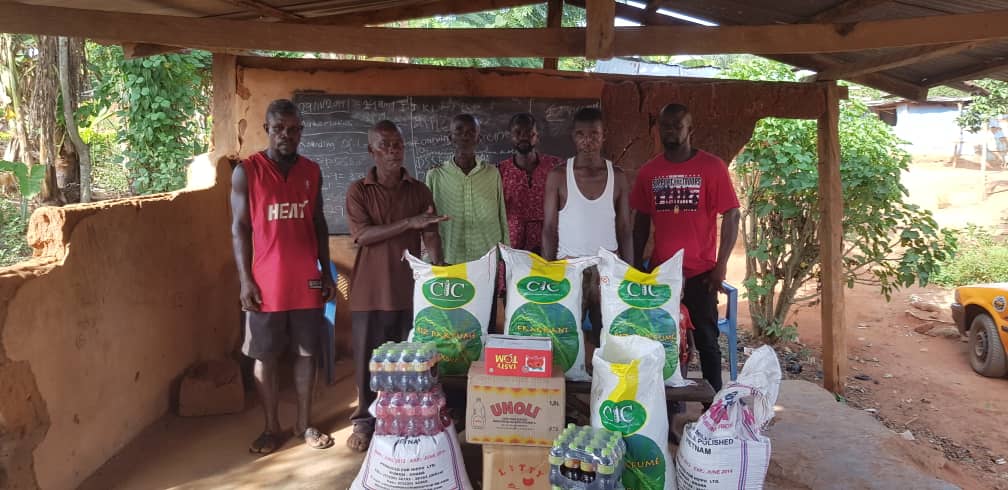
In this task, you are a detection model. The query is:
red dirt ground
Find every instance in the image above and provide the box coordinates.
[725,161,1008,489]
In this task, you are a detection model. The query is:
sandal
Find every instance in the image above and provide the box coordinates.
[298,427,334,450]
[346,430,372,453]
[248,431,284,455]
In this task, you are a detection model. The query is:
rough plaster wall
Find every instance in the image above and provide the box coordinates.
[0,171,239,489]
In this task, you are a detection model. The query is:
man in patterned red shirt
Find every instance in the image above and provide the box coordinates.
[497,113,563,256]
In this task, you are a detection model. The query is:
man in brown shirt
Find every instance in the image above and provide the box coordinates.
[345,120,447,452]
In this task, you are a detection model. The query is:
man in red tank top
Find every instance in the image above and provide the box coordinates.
[231,99,336,454]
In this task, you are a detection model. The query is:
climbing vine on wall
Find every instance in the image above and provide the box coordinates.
[90,46,212,194]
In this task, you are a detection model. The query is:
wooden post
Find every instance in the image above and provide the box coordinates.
[817,83,846,394]
[953,101,963,167]
[584,0,615,60]
[543,0,563,70]
[981,119,989,201]
[211,53,239,161]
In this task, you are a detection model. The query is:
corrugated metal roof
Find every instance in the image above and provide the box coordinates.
[658,0,1008,98]
[8,0,1008,99]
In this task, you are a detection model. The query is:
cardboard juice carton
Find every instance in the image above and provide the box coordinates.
[484,334,552,378]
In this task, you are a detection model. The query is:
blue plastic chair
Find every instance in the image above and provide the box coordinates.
[319,260,339,385]
[718,282,739,381]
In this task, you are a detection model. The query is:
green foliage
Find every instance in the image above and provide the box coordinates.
[88,44,212,194]
[78,105,129,196]
[0,159,45,216]
[933,225,1008,287]
[957,79,1008,133]
[760,320,799,344]
[402,5,593,71]
[727,58,957,341]
[0,199,31,267]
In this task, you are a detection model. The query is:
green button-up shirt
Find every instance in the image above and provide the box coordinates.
[425,159,510,265]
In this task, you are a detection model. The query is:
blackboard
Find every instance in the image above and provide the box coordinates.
[293,92,599,234]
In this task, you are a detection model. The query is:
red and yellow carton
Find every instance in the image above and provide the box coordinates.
[466,361,565,447]
[482,444,551,490]
[483,334,553,377]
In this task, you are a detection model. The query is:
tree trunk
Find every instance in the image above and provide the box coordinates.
[0,34,33,165]
[57,36,91,202]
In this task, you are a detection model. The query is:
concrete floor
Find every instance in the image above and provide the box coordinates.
[79,361,957,490]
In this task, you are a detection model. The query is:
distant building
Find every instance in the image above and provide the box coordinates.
[594,57,722,78]
[868,97,1005,164]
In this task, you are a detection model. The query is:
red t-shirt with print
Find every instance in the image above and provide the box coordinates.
[244,151,324,312]
[630,150,740,279]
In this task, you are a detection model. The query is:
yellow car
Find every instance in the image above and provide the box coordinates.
[952,283,1008,377]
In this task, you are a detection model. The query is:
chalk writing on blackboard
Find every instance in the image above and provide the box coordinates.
[293,92,598,234]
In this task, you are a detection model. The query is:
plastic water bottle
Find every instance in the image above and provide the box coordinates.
[399,348,416,391]
[369,345,387,392]
[388,392,404,418]
[421,413,440,436]
[563,443,582,482]
[382,344,399,391]
[402,392,418,417]
[549,439,567,487]
[404,415,421,437]
[374,393,390,418]
[419,392,437,417]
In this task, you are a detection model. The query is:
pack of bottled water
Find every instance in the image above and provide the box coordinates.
[373,387,450,437]
[549,424,626,490]
[369,341,440,392]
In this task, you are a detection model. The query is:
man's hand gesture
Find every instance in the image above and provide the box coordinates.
[407,205,449,230]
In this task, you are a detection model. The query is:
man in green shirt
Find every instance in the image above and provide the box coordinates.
[426,113,509,424]
[425,113,509,265]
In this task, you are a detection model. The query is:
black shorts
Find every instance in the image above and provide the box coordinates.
[241,308,322,359]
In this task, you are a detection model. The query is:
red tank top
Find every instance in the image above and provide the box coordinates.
[243,151,323,312]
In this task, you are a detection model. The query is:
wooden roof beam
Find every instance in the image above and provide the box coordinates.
[922,57,1008,87]
[945,80,990,96]
[5,4,1008,60]
[577,0,929,100]
[121,42,187,58]
[569,0,690,27]
[299,0,540,26]
[613,10,1008,55]
[644,0,663,16]
[585,0,615,60]
[543,0,564,70]
[772,53,927,101]
[812,42,981,81]
[220,0,303,21]
[808,0,891,23]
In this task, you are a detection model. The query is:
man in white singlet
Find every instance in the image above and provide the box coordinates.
[542,107,633,365]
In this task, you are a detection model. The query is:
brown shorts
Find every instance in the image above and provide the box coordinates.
[241,308,322,360]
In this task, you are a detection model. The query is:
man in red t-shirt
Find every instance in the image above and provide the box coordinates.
[631,103,740,393]
[231,99,336,454]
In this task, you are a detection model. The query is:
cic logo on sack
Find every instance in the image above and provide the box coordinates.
[600,400,647,435]
[517,276,571,304]
[422,277,475,309]
[618,280,672,308]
